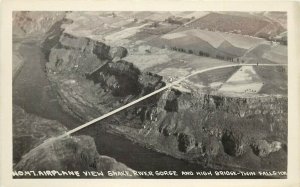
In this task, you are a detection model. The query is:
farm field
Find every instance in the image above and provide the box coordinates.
[262,45,287,64]
[188,66,239,87]
[186,12,285,38]
[58,11,287,67]
[219,66,264,94]
[150,30,285,66]
[123,46,235,80]
[254,66,287,95]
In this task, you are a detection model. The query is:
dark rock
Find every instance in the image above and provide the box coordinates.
[93,41,111,60]
[221,130,246,157]
[110,46,128,60]
[138,72,165,95]
[162,127,172,136]
[164,90,181,112]
[96,60,142,96]
[178,132,195,153]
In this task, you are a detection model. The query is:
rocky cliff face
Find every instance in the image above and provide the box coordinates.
[14,136,135,178]
[41,20,287,172]
[13,105,134,178]
[109,89,287,171]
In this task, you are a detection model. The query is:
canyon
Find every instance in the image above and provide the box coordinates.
[12,11,288,178]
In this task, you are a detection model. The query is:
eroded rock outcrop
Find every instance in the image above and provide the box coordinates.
[14,135,135,178]
[221,129,246,157]
[177,133,195,153]
[110,89,287,171]
[251,140,282,157]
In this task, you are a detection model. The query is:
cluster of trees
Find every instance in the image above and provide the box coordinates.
[165,16,193,25]
[170,47,186,53]
[198,50,210,57]
[216,55,234,62]
[170,47,210,57]
[165,17,184,25]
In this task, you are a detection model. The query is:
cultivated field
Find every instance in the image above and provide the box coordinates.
[219,66,264,94]
[188,66,239,86]
[186,12,285,37]
[254,66,287,95]
[149,28,267,60]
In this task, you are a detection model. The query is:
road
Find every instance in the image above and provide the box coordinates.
[60,63,287,137]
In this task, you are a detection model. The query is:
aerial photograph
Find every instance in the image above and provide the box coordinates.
[12,11,287,178]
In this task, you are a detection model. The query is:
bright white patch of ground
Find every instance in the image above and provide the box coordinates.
[137,45,152,52]
[159,68,190,78]
[219,66,263,93]
[104,24,148,41]
[161,32,187,40]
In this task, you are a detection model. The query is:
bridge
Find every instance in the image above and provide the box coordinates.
[58,63,287,138]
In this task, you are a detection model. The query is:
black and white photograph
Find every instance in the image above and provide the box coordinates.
[11,10,288,179]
